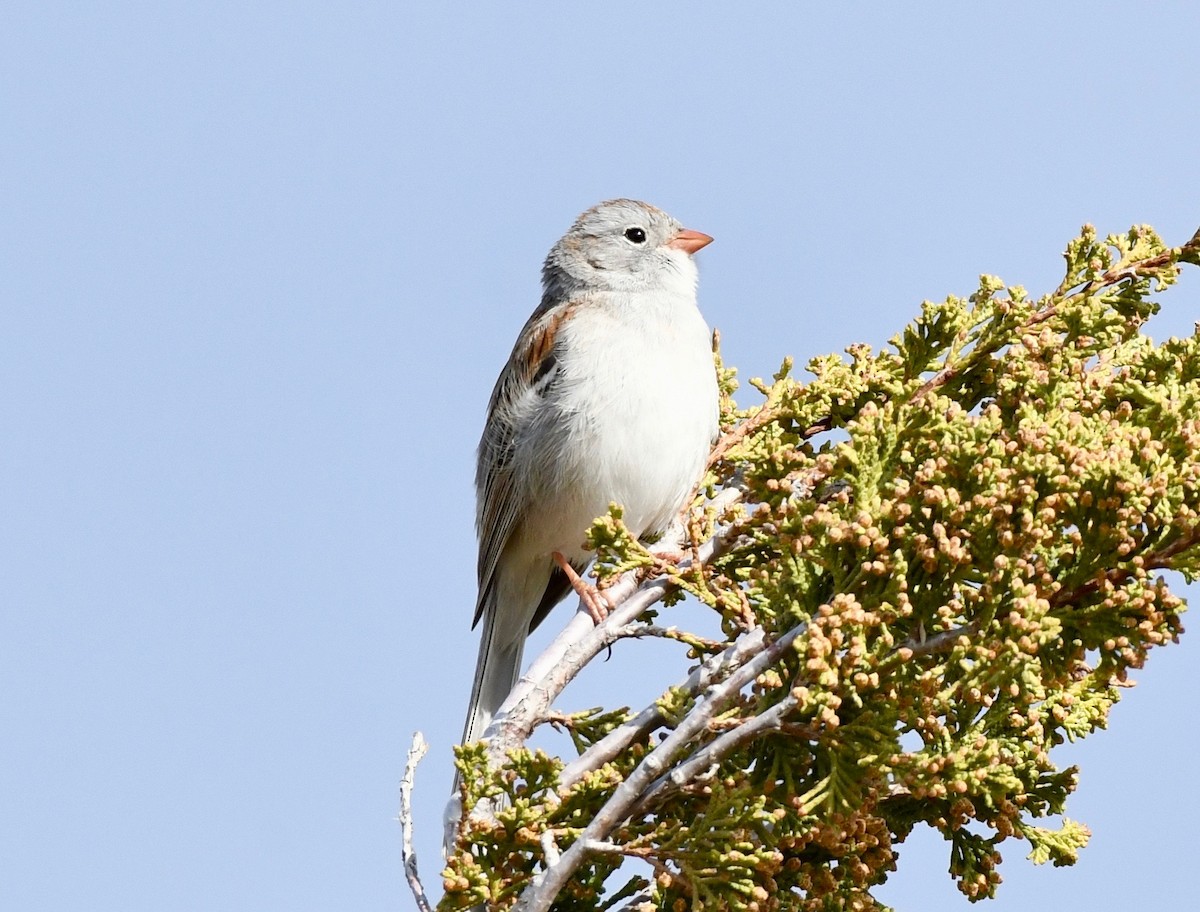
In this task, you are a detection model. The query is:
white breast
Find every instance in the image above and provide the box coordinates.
[526,288,719,562]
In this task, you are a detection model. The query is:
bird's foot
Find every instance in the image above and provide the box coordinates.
[552,551,613,624]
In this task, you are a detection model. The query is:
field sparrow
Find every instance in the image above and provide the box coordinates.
[462,199,719,745]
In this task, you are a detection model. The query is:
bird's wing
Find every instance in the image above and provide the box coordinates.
[473,298,577,627]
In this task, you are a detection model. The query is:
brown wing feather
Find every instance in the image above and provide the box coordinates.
[473,299,578,627]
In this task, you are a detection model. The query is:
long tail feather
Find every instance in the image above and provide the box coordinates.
[461,607,525,745]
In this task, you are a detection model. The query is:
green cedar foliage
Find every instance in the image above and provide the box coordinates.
[442,225,1200,911]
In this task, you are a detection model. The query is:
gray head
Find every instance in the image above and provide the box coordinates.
[542,199,712,299]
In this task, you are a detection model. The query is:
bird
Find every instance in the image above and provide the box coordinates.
[462,199,720,747]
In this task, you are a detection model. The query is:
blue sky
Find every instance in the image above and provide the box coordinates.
[4,3,1198,909]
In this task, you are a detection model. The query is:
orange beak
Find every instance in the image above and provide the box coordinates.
[666,228,714,255]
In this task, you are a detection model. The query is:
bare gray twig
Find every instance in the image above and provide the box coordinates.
[399,732,433,912]
[635,692,800,813]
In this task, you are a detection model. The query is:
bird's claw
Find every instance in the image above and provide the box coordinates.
[552,551,614,624]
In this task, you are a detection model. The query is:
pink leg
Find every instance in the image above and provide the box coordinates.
[552,552,613,624]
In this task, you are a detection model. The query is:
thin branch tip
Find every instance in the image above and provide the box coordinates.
[400,731,433,912]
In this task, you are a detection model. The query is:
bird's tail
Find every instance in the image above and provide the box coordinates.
[461,606,525,746]
[446,610,523,858]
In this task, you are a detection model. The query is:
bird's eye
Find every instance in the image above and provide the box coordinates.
[624,227,647,244]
